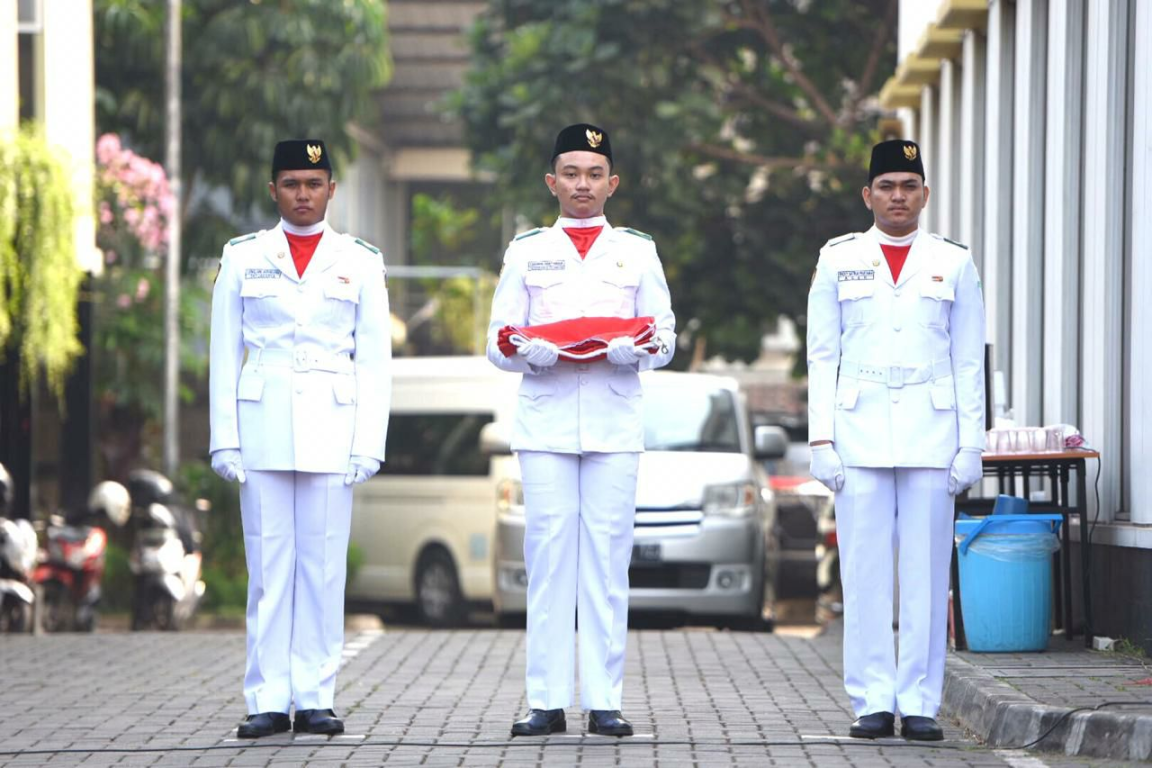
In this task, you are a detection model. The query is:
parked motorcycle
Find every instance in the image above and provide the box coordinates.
[0,463,38,633]
[34,481,130,632]
[126,470,205,631]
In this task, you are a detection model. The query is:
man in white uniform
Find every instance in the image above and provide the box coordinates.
[209,139,391,738]
[807,140,985,741]
[488,124,675,737]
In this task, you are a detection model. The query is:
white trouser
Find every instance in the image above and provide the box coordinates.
[519,451,640,711]
[836,466,954,718]
[239,470,353,714]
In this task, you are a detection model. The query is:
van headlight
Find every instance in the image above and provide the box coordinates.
[496,479,524,517]
[702,482,758,518]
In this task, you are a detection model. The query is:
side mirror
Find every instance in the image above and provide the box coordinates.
[754,425,788,461]
[479,421,513,456]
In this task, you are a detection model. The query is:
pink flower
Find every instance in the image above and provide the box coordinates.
[96,134,121,165]
[116,293,131,309]
[135,277,150,302]
[104,250,117,265]
[98,202,113,225]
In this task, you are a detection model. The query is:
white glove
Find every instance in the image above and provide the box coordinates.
[949,448,984,495]
[809,444,845,492]
[606,336,643,366]
[211,449,246,484]
[345,455,381,486]
[517,338,559,368]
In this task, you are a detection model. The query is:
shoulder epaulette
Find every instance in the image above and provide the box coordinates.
[825,233,856,248]
[932,233,969,250]
[513,227,545,242]
[618,227,653,241]
[353,237,381,255]
[228,232,261,247]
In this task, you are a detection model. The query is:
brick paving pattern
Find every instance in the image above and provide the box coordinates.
[0,626,1142,767]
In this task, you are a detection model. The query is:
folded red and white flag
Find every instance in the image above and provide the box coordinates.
[498,316,660,362]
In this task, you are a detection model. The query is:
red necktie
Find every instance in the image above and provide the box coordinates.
[562,226,604,259]
[880,243,911,283]
[285,231,323,277]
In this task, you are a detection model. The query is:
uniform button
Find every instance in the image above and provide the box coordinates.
[297,284,306,292]
[894,289,902,297]
[893,324,902,332]
[295,387,303,394]
[296,319,304,326]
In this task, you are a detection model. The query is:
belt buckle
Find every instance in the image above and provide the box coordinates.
[887,365,905,388]
[293,349,310,372]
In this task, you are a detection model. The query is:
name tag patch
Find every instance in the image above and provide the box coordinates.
[837,270,875,282]
[527,260,566,272]
[244,268,282,280]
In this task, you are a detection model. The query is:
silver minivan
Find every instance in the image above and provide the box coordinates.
[491,370,787,629]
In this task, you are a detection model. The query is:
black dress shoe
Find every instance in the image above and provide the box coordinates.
[588,710,633,737]
[900,715,944,741]
[237,712,290,739]
[293,708,344,735]
[848,711,895,739]
[511,708,566,736]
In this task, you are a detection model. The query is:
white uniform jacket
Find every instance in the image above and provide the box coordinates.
[806,227,985,468]
[209,222,392,473]
[486,220,676,454]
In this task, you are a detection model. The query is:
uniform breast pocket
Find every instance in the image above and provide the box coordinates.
[590,268,641,318]
[240,280,288,327]
[319,280,360,327]
[837,280,876,327]
[525,271,569,320]
[518,375,557,412]
[918,282,955,329]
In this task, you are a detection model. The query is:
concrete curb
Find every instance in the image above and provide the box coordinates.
[941,652,1152,761]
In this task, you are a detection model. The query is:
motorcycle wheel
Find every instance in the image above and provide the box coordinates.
[0,597,33,633]
[152,594,177,631]
[39,580,75,632]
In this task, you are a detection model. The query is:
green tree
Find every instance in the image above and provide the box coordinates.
[94,0,392,262]
[455,0,896,362]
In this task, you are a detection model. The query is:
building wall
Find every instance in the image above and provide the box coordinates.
[889,0,1150,648]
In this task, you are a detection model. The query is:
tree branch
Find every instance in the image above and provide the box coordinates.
[737,0,839,126]
[688,142,841,172]
[851,0,899,114]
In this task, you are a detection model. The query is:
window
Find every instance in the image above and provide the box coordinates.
[379,413,494,476]
[643,387,742,453]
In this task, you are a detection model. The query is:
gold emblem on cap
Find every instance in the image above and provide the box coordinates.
[903,144,918,161]
[307,143,323,164]
[586,129,603,149]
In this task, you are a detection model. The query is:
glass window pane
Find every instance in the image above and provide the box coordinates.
[643,385,741,453]
[379,413,494,476]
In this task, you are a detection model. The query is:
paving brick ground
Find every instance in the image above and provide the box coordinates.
[0,626,1142,767]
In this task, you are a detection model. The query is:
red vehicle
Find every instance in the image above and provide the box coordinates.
[33,482,129,632]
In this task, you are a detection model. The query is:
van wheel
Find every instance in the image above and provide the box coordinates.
[415,550,464,627]
[495,612,525,629]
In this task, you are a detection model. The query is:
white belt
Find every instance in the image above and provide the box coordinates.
[839,358,951,389]
[248,348,354,374]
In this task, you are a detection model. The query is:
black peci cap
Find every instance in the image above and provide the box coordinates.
[551,123,612,165]
[271,139,332,179]
[868,139,925,183]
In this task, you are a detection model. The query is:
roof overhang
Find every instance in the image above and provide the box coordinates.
[936,0,989,32]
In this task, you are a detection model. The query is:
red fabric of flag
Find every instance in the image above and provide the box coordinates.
[498,316,659,361]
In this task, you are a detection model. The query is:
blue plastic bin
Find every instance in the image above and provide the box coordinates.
[955,514,1063,652]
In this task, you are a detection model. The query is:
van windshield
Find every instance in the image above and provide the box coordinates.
[643,385,742,453]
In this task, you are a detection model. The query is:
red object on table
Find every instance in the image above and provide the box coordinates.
[497,316,659,362]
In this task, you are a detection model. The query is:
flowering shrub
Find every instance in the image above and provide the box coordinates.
[93,134,207,476]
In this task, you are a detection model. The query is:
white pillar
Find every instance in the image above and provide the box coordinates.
[959,30,986,274]
[1081,0,1128,524]
[0,0,16,130]
[983,0,1015,387]
[919,84,938,235]
[937,59,962,239]
[41,0,99,273]
[1042,0,1084,428]
[1009,0,1046,429]
[1129,0,1151,525]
